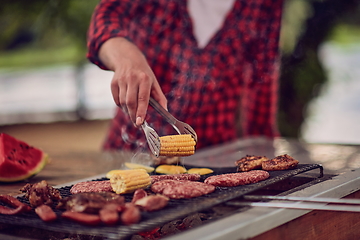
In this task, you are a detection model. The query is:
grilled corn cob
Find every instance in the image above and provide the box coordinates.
[110,169,151,194]
[106,169,126,179]
[155,165,187,174]
[159,134,196,156]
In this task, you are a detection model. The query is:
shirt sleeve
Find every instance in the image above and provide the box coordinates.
[86,0,140,70]
[241,0,283,137]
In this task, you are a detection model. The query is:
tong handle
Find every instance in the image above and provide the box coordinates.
[149,97,198,142]
[149,97,178,128]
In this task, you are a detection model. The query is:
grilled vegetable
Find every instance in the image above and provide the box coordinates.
[187,168,214,175]
[124,162,155,173]
[159,134,196,156]
[106,170,126,179]
[155,165,187,175]
[110,169,151,194]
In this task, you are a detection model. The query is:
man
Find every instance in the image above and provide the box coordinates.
[87,0,283,151]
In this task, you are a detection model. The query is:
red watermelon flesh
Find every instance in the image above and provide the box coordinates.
[0,133,48,182]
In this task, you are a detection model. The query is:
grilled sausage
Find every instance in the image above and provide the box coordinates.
[135,194,169,211]
[0,194,31,215]
[131,189,148,203]
[121,203,141,225]
[35,204,57,222]
[61,211,101,226]
[99,204,119,225]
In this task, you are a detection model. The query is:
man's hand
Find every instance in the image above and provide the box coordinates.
[99,37,167,126]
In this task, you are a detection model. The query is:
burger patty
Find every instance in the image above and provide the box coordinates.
[70,180,113,194]
[235,155,269,172]
[204,170,270,187]
[150,173,201,183]
[262,154,299,171]
[151,180,215,199]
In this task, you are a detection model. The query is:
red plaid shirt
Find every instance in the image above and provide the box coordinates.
[87,0,283,151]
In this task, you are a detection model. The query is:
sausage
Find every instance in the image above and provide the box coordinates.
[99,203,119,225]
[35,204,57,222]
[131,189,147,203]
[0,194,31,215]
[121,203,141,225]
[61,211,101,226]
[135,194,169,211]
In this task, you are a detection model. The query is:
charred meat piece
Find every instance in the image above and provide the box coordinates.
[135,194,169,212]
[57,192,125,214]
[235,155,268,172]
[70,180,113,194]
[262,154,299,171]
[20,180,61,207]
[204,170,270,187]
[151,180,215,199]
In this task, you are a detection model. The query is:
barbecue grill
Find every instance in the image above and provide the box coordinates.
[1,137,360,240]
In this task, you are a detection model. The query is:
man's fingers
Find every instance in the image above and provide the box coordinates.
[136,82,151,126]
[110,79,120,106]
[118,79,128,113]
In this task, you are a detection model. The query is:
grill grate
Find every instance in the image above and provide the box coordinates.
[0,164,323,240]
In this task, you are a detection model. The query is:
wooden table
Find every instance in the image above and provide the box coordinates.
[0,150,131,196]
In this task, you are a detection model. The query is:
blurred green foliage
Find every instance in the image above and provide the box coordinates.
[278,0,360,137]
[0,0,99,69]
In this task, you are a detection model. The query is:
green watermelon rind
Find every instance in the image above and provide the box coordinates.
[0,153,49,183]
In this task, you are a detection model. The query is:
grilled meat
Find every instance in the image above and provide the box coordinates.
[57,192,125,214]
[150,173,201,183]
[20,180,61,207]
[134,194,169,212]
[62,211,101,226]
[262,154,299,171]
[0,194,31,215]
[121,203,141,225]
[204,170,270,187]
[235,155,268,172]
[70,180,113,194]
[35,204,57,222]
[151,180,215,199]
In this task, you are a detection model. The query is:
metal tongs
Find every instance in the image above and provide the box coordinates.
[141,97,198,157]
[226,195,360,212]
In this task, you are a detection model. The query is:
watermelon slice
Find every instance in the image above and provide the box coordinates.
[0,133,48,182]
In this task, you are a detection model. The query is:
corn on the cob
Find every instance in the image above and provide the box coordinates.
[106,169,127,179]
[110,169,151,194]
[159,134,196,157]
[155,165,187,175]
